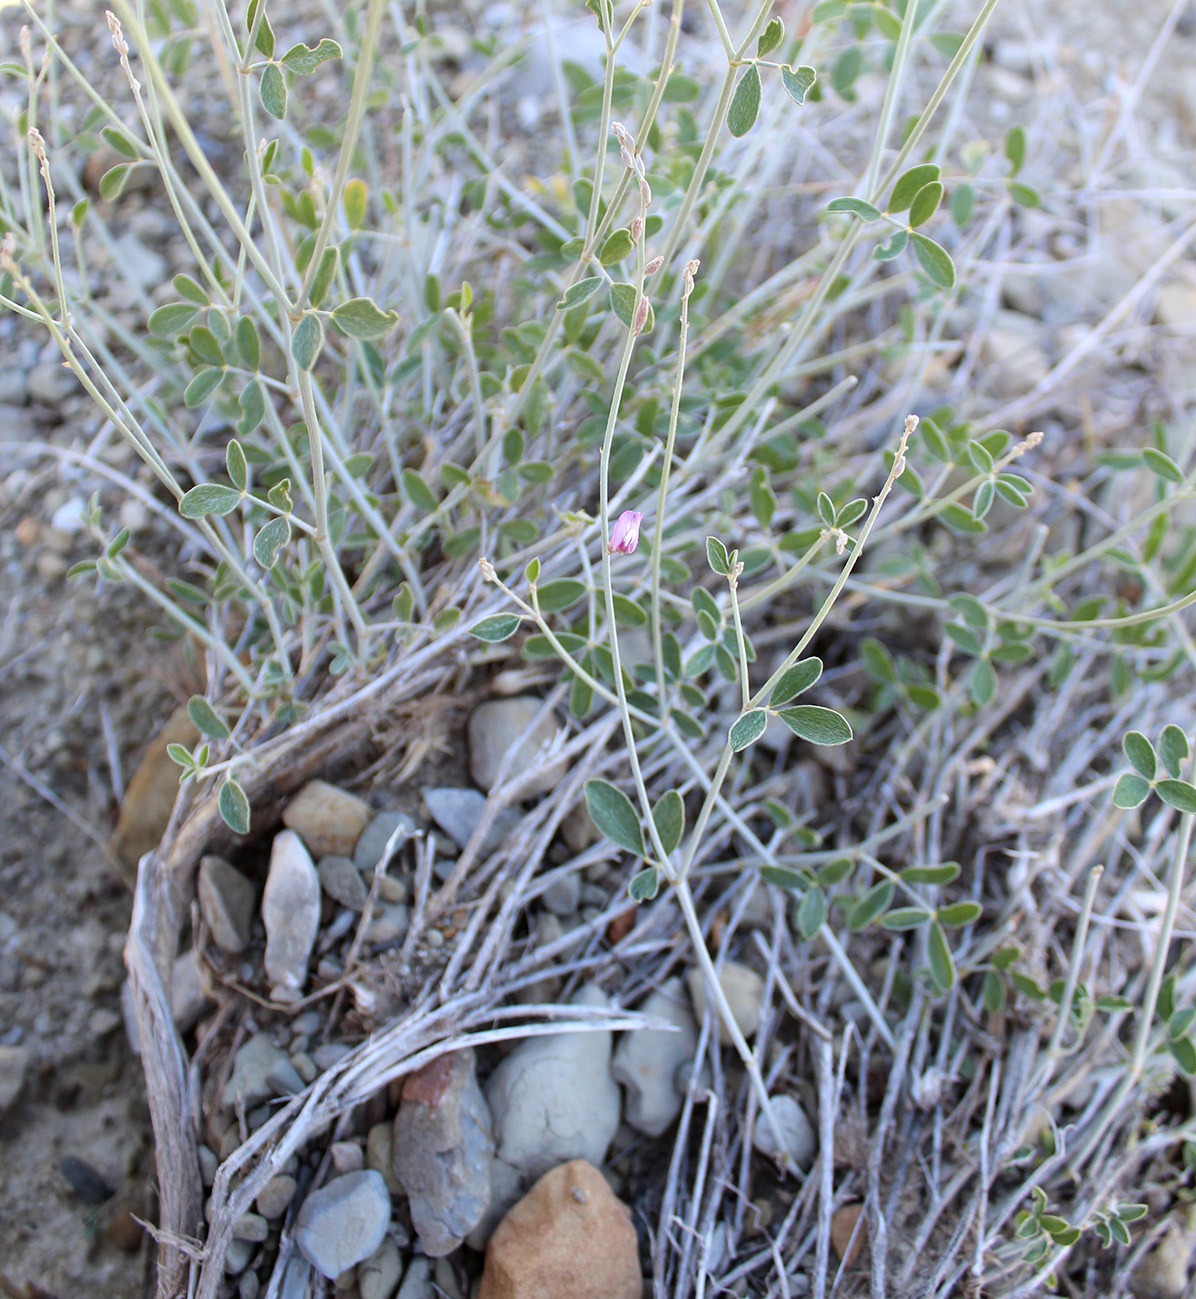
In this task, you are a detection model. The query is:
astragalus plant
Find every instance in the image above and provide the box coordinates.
[4,0,1196,1292]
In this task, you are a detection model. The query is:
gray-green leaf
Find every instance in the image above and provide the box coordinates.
[757,16,784,56]
[928,921,955,992]
[796,886,826,940]
[728,64,762,138]
[887,163,941,213]
[1123,731,1156,780]
[332,297,400,340]
[469,613,522,642]
[187,695,230,741]
[729,709,768,752]
[253,515,291,568]
[218,778,251,835]
[628,867,660,902]
[179,483,242,518]
[826,197,881,221]
[557,277,603,310]
[598,228,634,266]
[770,657,823,706]
[652,789,685,856]
[1157,779,1196,815]
[1111,772,1151,809]
[281,38,342,74]
[260,61,287,120]
[911,233,956,289]
[780,64,817,105]
[291,311,323,369]
[1159,725,1189,779]
[585,779,644,855]
[706,536,730,575]
[778,704,853,745]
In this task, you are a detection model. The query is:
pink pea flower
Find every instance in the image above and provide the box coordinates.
[609,510,644,555]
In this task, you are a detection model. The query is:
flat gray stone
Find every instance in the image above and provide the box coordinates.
[365,902,409,945]
[396,1256,432,1299]
[423,787,520,855]
[282,780,371,858]
[468,697,566,798]
[222,1033,291,1111]
[359,1235,404,1299]
[262,830,320,1001]
[686,961,765,1046]
[171,948,209,1032]
[612,977,698,1136]
[464,1156,523,1251]
[29,361,77,406]
[393,1049,494,1256]
[256,1174,297,1220]
[752,1094,817,1171]
[293,1170,392,1280]
[318,855,369,911]
[354,812,417,873]
[199,855,255,953]
[485,985,621,1177]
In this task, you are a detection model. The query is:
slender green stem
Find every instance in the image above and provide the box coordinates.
[651,259,698,717]
[295,0,386,312]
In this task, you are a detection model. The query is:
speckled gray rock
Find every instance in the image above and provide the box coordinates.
[199,855,256,953]
[282,780,372,857]
[171,948,209,1032]
[686,961,766,1045]
[752,1094,816,1171]
[222,1033,291,1110]
[611,977,698,1136]
[541,870,581,917]
[263,830,320,1001]
[396,1256,432,1299]
[318,855,369,911]
[0,367,28,406]
[29,360,77,406]
[393,1050,494,1256]
[423,788,520,855]
[468,697,566,798]
[256,1175,297,1220]
[293,1170,392,1280]
[485,985,621,1177]
[359,1235,404,1299]
[354,812,417,872]
[365,902,409,944]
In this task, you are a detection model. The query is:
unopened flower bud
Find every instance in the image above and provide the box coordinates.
[682,258,701,299]
[633,293,650,334]
[630,217,643,243]
[645,256,664,276]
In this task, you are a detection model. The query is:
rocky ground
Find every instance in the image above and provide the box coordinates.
[1,0,1195,1296]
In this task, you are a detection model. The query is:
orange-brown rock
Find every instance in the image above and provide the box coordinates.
[479,1160,641,1299]
[831,1202,867,1268]
[110,704,197,883]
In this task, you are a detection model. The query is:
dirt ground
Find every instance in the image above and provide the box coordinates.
[1,0,1194,1294]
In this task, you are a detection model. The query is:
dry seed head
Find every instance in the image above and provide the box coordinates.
[0,233,17,276]
[477,557,497,583]
[19,26,31,63]
[27,127,46,163]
